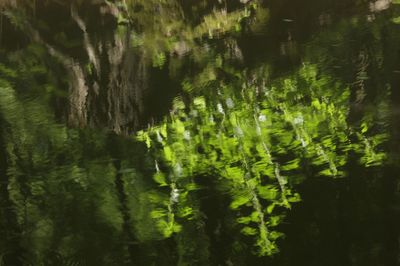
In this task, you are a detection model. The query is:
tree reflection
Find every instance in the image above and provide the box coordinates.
[1,0,264,134]
[0,0,399,265]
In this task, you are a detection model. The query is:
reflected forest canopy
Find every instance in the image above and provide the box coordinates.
[1,0,400,265]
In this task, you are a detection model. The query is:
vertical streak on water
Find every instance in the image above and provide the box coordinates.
[0,10,2,48]
[113,160,137,265]
[230,103,273,254]
[0,116,25,265]
[33,0,36,18]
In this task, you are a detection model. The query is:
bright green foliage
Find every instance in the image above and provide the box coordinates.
[136,62,388,256]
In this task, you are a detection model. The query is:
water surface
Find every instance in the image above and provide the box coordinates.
[1,0,400,265]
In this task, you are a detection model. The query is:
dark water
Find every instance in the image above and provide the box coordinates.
[1,0,400,265]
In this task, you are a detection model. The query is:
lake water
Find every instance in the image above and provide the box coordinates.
[1,0,400,265]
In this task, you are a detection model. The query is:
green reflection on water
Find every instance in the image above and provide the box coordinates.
[0,0,399,265]
[136,62,388,257]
